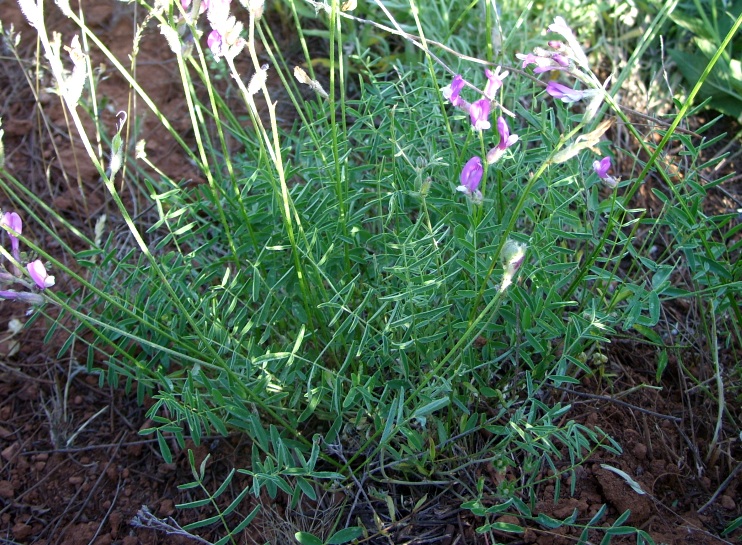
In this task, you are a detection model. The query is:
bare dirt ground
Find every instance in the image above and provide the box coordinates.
[1,1,741,544]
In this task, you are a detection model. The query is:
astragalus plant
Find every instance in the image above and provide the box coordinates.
[2,0,739,543]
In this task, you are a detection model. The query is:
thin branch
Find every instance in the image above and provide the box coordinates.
[552,385,683,422]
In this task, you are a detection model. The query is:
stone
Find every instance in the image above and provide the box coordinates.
[0,480,14,499]
[12,522,33,540]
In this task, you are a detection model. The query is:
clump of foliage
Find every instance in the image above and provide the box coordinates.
[1,0,740,543]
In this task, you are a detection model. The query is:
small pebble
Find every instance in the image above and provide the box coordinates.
[632,443,648,460]
[12,522,33,541]
[94,533,113,545]
[1,442,20,462]
[0,480,14,499]
[721,495,735,510]
[159,499,175,517]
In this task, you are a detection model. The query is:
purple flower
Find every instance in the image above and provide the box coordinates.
[593,157,611,178]
[546,16,589,68]
[0,290,45,305]
[551,54,570,67]
[457,156,484,203]
[486,117,519,164]
[469,99,491,130]
[1,211,22,262]
[484,66,509,100]
[546,81,597,103]
[27,260,55,290]
[593,156,618,188]
[441,74,467,108]
[203,0,246,61]
[548,40,565,50]
[515,52,567,74]
[207,29,224,56]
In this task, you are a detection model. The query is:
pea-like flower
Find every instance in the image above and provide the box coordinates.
[484,66,509,100]
[204,0,245,61]
[470,98,492,131]
[441,74,468,109]
[593,157,610,178]
[500,239,528,292]
[0,290,45,305]
[547,16,589,69]
[1,212,22,263]
[27,260,55,290]
[486,117,519,164]
[207,29,224,56]
[593,156,618,188]
[517,16,592,78]
[546,81,598,103]
[457,156,484,203]
[516,51,568,74]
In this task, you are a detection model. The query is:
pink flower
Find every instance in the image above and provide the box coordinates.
[484,66,509,100]
[486,117,519,164]
[457,156,484,203]
[516,52,568,74]
[593,156,618,188]
[546,16,589,68]
[203,0,245,61]
[207,29,224,56]
[469,99,491,131]
[593,157,611,178]
[27,260,55,289]
[1,211,22,262]
[441,74,467,108]
[551,54,570,67]
[546,81,597,103]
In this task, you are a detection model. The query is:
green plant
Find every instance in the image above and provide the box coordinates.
[1,0,740,542]
[664,0,742,118]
